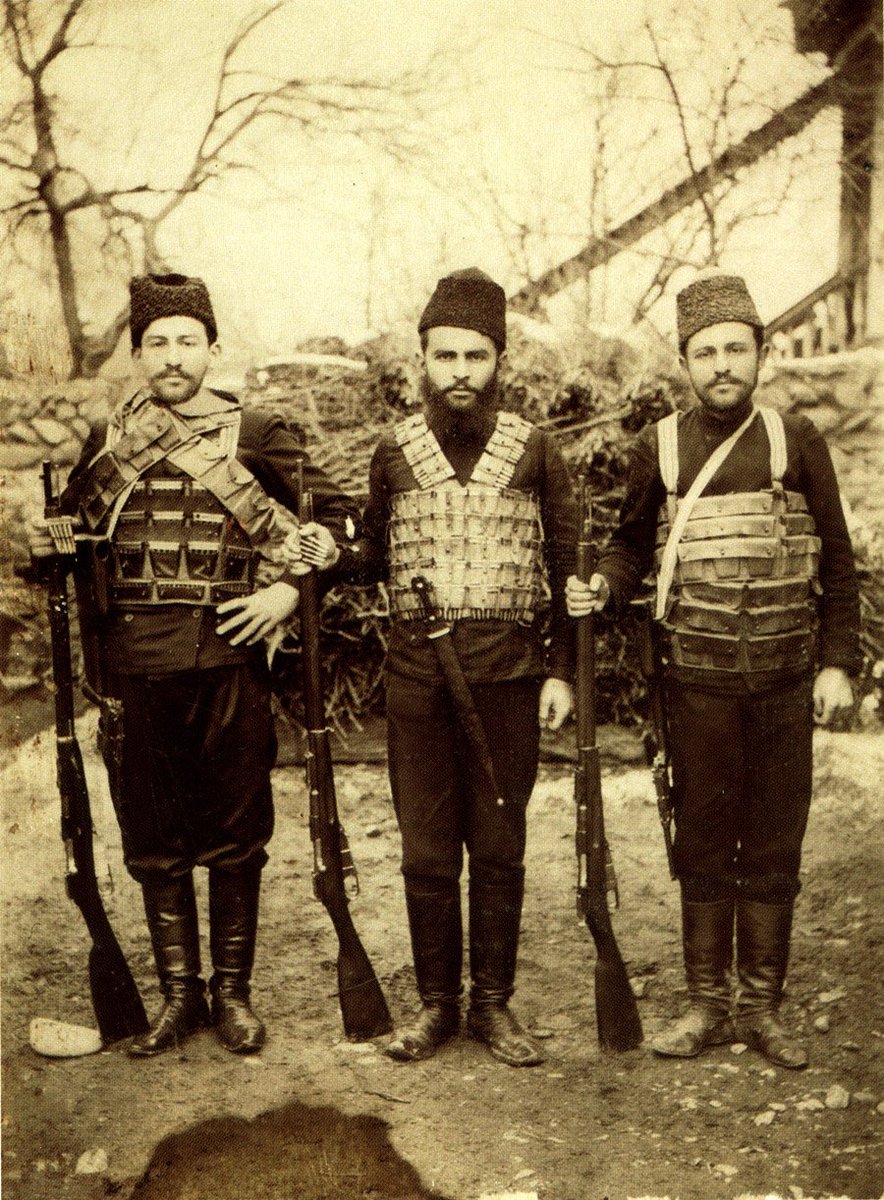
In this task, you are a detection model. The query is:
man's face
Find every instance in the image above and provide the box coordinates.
[133,315,216,404]
[422,326,499,412]
[681,321,766,415]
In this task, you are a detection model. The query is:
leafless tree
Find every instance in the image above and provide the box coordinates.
[0,0,439,376]
[499,0,842,332]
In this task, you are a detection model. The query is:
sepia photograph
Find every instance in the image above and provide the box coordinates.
[1,1,881,1197]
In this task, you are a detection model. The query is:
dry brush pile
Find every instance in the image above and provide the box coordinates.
[1,330,881,737]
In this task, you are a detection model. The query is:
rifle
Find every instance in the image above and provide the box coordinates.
[573,478,643,1051]
[41,462,149,1044]
[635,610,677,880]
[296,466,392,1040]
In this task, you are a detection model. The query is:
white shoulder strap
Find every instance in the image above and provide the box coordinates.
[655,406,759,620]
[757,406,787,483]
[657,411,680,494]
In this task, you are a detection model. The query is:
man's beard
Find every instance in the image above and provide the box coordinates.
[422,373,500,444]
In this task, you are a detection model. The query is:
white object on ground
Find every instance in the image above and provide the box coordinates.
[29,1017,102,1058]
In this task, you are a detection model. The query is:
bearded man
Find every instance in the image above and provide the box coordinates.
[566,271,860,1069]
[336,268,577,1067]
[32,273,352,1058]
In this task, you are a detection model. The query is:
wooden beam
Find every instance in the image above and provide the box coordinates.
[509,75,842,315]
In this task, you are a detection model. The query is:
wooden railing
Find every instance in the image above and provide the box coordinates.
[766,268,868,359]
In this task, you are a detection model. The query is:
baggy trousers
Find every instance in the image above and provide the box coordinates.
[666,674,814,899]
[385,674,542,885]
[110,660,277,882]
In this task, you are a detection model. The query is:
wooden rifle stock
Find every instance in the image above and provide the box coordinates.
[574,478,643,1051]
[296,465,392,1040]
[41,462,148,1044]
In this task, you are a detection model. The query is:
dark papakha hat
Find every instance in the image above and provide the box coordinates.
[418,267,507,351]
[129,273,217,348]
[676,270,763,350]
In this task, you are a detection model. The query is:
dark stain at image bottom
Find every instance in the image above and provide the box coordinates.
[129,1100,453,1200]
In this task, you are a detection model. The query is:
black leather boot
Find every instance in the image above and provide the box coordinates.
[128,874,210,1058]
[466,865,542,1067]
[735,899,808,1070]
[209,865,266,1054]
[385,882,462,1063]
[652,898,736,1058]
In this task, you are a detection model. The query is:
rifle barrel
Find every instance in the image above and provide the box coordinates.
[573,474,643,1052]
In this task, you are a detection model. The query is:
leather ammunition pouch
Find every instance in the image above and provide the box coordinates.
[655,460,820,674]
[71,391,294,612]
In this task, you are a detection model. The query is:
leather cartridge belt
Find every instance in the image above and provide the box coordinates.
[654,490,821,586]
[106,477,260,608]
[655,489,820,673]
[387,485,547,621]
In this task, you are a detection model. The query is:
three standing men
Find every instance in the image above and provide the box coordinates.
[33,273,351,1057]
[34,266,860,1076]
[337,269,577,1066]
[567,271,860,1069]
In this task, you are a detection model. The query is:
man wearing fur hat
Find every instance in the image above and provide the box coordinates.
[566,270,860,1069]
[32,273,353,1058]
[336,268,577,1067]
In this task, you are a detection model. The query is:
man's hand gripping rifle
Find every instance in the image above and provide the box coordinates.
[574,478,643,1052]
[297,464,392,1041]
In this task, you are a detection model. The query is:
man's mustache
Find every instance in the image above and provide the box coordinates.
[155,370,193,380]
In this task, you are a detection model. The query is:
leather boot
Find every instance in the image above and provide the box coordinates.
[209,865,266,1054]
[466,865,543,1067]
[652,898,736,1058]
[385,882,462,1062]
[734,898,808,1070]
[128,874,210,1057]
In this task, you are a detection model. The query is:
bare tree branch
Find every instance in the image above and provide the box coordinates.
[0,0,441,375]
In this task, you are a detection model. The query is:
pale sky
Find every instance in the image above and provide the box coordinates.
[1,0,840,375]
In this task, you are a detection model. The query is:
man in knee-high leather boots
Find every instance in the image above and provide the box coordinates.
[567,271,860,1070]
[31,273,354,1056]
[336,269,577,1066]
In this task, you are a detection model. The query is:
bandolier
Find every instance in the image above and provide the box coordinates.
[654,405,821,676]
[386,411,548,623]
[73,390,293,619]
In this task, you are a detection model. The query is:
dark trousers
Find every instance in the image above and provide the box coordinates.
[667,675,814,900]
[111,661,276,881]
[386,674,542,885]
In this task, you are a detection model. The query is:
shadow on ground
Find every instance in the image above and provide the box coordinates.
[129,1100,453,1200]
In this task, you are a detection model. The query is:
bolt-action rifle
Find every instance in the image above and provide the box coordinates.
[41,462,148,1044]
[573,478,643,1051]
[297,467,392,1040]
[635,610,677,880]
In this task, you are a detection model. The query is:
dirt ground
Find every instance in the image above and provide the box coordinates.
[2,707,882,1200]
